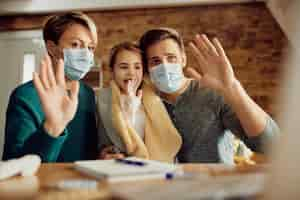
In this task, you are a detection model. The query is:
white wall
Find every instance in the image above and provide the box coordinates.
[0,0,263,16]
[0,30,44,159]
[264,1,300,199]
[267,0,297,43]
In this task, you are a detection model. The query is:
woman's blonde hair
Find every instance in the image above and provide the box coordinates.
[43,12,97,45]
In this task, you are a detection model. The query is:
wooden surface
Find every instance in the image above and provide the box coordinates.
[0,163,111,200]
[0,163,266,200]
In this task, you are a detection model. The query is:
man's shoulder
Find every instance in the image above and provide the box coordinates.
[186,79,223,104]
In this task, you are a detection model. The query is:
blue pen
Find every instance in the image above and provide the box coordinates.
[115,158,147,166]
[165,171,198,180]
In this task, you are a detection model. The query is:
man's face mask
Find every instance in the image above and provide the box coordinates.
[63,48,94,81]
[149,63,185,94]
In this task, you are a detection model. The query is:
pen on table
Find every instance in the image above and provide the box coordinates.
[115,158,146,166]
[165,171,209,180]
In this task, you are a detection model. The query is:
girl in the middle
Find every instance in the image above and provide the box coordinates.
[97,42,182,163]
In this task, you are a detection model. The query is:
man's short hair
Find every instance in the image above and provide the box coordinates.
[139,27,184,69]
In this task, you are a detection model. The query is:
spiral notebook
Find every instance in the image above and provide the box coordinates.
[74,157,181,183]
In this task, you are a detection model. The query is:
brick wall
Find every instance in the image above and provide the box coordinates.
[0,2,287,116]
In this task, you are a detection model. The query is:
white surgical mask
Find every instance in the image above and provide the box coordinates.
[63,48,94,80]
[149,63,185,93]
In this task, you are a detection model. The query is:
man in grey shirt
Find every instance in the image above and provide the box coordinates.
[139,28,279,164]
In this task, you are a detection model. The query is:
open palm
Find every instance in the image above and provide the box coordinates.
[187,34,236,94]
[33,54,79,136]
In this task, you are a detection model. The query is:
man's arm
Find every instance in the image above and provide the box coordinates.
[220,95,280,152]
[187,34,280,138]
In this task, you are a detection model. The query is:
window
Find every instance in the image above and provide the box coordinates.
[22,53,36,83]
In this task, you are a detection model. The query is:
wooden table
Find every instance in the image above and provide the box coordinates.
[0,163,266,200]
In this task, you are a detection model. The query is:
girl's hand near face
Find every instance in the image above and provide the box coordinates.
[127,79,142,101]
[120,80,142,125]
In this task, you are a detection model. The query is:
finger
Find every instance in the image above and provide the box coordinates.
[69,81,79,101]
[212,38,233,75]
[56,59,66,87]
[128,80,134,91]
[107,154,125,159]
[102,146,113,154]
[133,79,139,93]
[129,80,135,92]
[33,72,46,97]
[114,153,125,159]
[45,54,56,86]
[189,42,207,74]
[194,34,210,58]
[185,67,202,81]
[137,89,143,99]
[201,34,218,56]
[100,148,112,159]
[103,154,113,160]
[100,150,108,159]
[125,80,130,93]
[212,38,226,58]
[127,80,135,96]
[104,154,124,160]
[189,41,206,64]
[39,58,50,90]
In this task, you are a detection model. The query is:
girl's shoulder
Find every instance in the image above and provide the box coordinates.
[98,87,112,102]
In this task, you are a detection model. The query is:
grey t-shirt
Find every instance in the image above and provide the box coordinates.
[163,80,279,164]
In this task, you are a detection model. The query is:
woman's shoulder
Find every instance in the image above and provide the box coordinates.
[9,81,40,104]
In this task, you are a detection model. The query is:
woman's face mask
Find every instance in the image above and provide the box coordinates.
[47,23,97,81]
[149,63,185,94]
[63,48,94,80]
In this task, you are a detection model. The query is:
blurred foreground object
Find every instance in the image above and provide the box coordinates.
[0,176,39,199]
[264,1,300,199]
[0,154,41,180]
